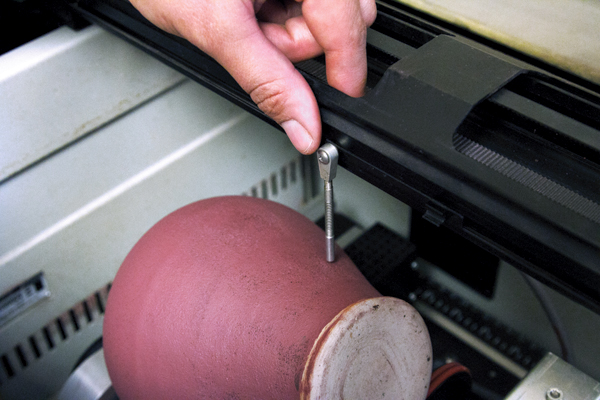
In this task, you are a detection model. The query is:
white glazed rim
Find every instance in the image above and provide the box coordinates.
[299,297,433,400]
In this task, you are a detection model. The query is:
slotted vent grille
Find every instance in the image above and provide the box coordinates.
[241,155,318,203]
[0,283,110,386]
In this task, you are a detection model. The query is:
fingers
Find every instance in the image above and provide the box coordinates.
[136,0,322,154]
[230,37,321,154]
[203,22,321,154]
[127,0,376,155]
[258,0,321,62]
[259,17,323,62]
[301,0,376,97]
[259,0,377,97]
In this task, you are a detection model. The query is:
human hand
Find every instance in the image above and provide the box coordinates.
[129,0,377,154]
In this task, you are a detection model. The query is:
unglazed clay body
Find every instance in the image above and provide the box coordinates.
[103,196,432,399]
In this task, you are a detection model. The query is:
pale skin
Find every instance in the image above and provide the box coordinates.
[129,0,377,154]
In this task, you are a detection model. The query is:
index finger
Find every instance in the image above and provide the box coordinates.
[301,0,377,97]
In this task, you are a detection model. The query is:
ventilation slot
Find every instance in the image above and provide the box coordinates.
[270,174,278,197]
[69,309,80,332]
[290,159,298,184]
[28,336,41,360]
[0,283,111,385]
[56,317,67,341]
[1,355,14,378]
[14,346,28,368]
[42,326,55,350]
[280,166,288,190]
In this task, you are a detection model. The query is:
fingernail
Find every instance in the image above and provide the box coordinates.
[281,119,314,154]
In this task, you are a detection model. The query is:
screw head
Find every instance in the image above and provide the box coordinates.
[546,388,563,400]
[317,150,330,164]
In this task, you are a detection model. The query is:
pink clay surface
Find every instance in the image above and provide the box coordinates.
[103,196,379,399]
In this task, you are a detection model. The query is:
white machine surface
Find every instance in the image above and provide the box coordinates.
[397,0,600,85]
[1,23,600,400]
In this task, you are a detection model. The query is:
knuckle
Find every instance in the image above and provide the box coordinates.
[362,0,378,26]
[249,80,289,121]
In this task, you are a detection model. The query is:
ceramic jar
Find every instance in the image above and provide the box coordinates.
[103,196,432,399]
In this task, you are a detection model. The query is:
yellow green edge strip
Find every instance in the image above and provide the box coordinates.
[396,0,600,85]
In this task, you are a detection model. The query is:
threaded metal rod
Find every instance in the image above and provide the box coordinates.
[317,143,339,263]
[324,180,335,262]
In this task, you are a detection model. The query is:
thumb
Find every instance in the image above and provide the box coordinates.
[206,29,321,154]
